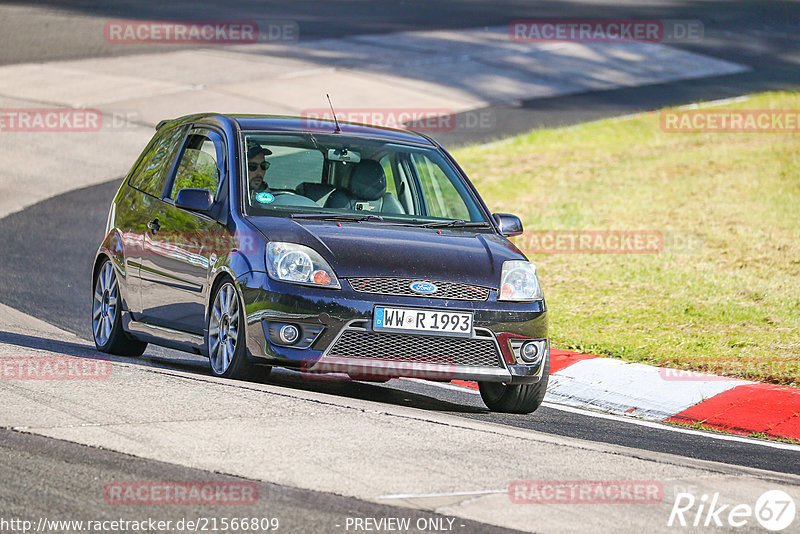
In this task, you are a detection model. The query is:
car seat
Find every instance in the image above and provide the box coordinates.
[324,160,404,214]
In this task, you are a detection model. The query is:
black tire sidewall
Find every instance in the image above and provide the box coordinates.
[479,355,550,414]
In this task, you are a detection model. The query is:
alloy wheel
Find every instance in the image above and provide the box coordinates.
[209,283,240,375]
[92,262,118,347]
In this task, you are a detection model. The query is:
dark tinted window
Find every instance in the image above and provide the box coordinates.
[129,126,187,197]
[241,133,485,223]
[261,147,324,191]
[170,133,223,200]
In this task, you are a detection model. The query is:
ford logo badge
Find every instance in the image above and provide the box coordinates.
[409,281,437,294]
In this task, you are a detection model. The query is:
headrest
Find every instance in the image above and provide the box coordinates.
[348,160,386,201]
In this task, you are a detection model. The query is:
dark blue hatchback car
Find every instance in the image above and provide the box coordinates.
[92,113,549,413]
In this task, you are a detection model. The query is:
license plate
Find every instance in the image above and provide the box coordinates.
[373,307,473,337]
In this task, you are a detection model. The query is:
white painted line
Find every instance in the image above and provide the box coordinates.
[406,378,800,452]
[541,400,800,452]
[675,95,752,110]
[401,378,481,394]
[88,84,198,106]
[476,137,516,150]
[377,489,506,500]
[277,67,338,79]
[546,358,749,420]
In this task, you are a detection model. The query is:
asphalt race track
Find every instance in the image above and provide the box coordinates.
[2,1,800,145]
[1,1,799,532]
[1,177,797,473]
[0,429,523,534]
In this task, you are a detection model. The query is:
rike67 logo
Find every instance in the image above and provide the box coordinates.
[668,490,796,531]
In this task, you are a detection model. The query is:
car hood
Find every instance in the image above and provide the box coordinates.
[247,217,526,288]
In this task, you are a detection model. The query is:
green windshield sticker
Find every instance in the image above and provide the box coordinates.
[255,192,275,204]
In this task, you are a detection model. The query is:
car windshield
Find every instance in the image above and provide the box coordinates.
[241,132,489,225]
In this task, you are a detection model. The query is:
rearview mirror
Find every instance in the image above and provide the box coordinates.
[175,188,214,213]
[493,213,523,237]
[327,148,361,163]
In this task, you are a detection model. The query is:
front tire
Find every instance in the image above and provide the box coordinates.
[207,280,252,379]
[478,357,549,414]
[92,259,147,357]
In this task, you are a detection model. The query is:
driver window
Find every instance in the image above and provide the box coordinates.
[170,135,222,200]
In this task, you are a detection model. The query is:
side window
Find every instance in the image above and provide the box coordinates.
[170,133,223,200]
[411,153,471,220]
[129,126,186,197]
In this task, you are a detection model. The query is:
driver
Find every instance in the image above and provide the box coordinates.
[246,142,272,200]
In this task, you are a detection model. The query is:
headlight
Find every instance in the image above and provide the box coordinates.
[266,242,341,289]
[498,260,543,301]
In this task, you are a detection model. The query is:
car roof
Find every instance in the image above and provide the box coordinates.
[157,113,437,147]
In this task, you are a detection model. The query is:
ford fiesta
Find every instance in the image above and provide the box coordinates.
[92,113,549,413]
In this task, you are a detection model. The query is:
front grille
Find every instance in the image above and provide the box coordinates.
[347,277,491,301]
[325,329,503,368]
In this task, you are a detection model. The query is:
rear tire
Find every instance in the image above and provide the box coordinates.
[478,357,549,414]
[92,259,147,357]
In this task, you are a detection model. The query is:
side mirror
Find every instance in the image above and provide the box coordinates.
[175,188,214,213]
[493,213,523,237]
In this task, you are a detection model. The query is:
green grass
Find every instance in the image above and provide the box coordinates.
[667,421,800,445]
[454,92,800,386]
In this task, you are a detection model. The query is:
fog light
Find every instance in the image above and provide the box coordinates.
[279,324,300,344]
[518,340,546,365]
[521,342,539,362]
[265,321,324,349]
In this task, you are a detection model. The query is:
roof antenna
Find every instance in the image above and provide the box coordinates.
[326,93,341,133]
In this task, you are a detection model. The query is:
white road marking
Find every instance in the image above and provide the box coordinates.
[405,379,800,452]
[376,489,506,500]
[675,95,752,109]
[547,357,749,420]
[541,401,800,452]
[276,67,338,79]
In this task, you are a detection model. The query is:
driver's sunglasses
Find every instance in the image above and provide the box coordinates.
[248,161,270,172]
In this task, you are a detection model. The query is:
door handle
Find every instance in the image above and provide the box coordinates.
[147,218,160,233]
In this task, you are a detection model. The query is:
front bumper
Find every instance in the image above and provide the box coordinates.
[238,272,549,384]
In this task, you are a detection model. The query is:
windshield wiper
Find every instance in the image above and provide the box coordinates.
[290,212,384,222]
[419,219,490,228]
